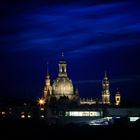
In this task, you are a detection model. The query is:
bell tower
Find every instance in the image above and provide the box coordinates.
[43,63,52,99]
[115,88,121,105]
[58,52,68,77]
[101,72,110,104]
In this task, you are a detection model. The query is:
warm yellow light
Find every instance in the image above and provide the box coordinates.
[38,98,46,106]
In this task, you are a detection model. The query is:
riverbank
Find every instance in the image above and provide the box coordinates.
[0,119,140,139]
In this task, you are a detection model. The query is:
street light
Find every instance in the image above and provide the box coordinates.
[38,98,46,107]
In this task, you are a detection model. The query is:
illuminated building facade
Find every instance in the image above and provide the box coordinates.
[43,64,52,104]
[115,88,121,105]
[101,72,110,104]
[42,54,121,106]
[80,98,97,105]
[43,53,78,103]
[43,73,52,97]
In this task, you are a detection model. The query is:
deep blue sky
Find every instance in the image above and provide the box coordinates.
[0,0,140,103]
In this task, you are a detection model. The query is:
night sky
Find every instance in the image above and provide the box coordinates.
[0,0,140,103]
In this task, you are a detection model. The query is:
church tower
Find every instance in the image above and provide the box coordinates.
[58,52,67,78]
[115,88,121,105]
[101,72,110,105]
[52,53,74,99]
[43,63,52,100]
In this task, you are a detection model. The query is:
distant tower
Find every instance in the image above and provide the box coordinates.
[43,63,52,101]
[101,72,110,104]
[115,88,121,105]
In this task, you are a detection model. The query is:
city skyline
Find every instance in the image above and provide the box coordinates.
[0,0,140,103]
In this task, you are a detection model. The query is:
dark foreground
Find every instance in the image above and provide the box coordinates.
[1,119,140,139]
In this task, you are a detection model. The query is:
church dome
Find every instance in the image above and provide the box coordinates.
[52,53,74,99]
[52,77,73,96]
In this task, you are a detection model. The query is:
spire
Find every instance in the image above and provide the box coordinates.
[43,61,52,98]
[46,62,50,79]
[104,71,108,80]
[61,52,64,60]
[116,88,120,95]
[47,62,49,75]
[102,71,110,104]
[60,52,66,63]
[105,71,107,77]
[62,52,64,57]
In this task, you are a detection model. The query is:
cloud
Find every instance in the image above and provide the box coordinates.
[1,1,140,55]
[74,80,101,84]
[74,75,140,85]
[111,75,140,84]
